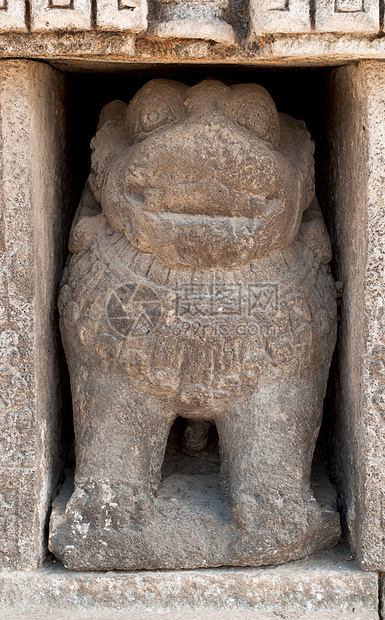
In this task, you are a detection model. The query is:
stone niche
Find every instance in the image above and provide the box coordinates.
[49,69,341,572]
[0,59,384,618]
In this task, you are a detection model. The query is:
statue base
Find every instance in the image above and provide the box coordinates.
[49,455,340,571]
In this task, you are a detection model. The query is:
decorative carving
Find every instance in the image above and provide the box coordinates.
[335,0,364,12]
[30,0,92,30]
[97,0,147,32]
[249,0,310,34]
[0,0,382,34]
[315,0,378,31]
[151,0,236,44]
[49,79,340,570]
[0,0,26,30]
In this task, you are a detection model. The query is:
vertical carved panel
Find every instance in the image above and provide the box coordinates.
[97,0,147,32]
[249,0,310,35]
[0,67,38,567]
[315,0,379,31]
[325,61,385,572]
[0,60,68,568]
[30,0,91,30]
[0,0,26,30]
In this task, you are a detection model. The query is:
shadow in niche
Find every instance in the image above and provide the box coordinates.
[51,65,345,564]
[160,414,340,528]
[160,418,228,521]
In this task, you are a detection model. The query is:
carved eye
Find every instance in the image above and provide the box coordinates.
[227,84,281,150]
[140,107,173,134]
[126,79,189,144]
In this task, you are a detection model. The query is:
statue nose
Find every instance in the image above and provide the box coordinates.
[186,105,229,126]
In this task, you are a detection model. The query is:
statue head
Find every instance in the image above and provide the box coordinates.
[89,79,314,269]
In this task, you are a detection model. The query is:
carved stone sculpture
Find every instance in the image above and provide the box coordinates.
[49,79,340,570]
[151,0,236,44]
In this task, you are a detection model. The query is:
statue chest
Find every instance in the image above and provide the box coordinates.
[60,234,336,403]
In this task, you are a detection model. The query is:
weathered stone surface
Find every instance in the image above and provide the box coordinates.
[315,0,379,32]
[49,78,339,571]
[0,0,26,31]
[97,0,147,32]
[0,0,383,63]
[0,549,379,618]
[1,32,385,66]
[0,613,380,620]
[151,0,236,44]
[0,60,69,568]
[381,574,385,620]
[30,0,92,31]
[250,0,310,35]
[322,60,385,572]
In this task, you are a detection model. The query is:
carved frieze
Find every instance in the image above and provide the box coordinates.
[0,0,26,31]
[315,0,379,32]
[0,0,382,36]
[250,0,310,35]
[30,0,92,31]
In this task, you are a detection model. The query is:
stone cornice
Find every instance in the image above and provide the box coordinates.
[0,0,384,64]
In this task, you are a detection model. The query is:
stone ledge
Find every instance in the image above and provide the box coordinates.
[0,547,379,618]
[0,0,382,37]
[3,33,385,66]
[0,611,380,619]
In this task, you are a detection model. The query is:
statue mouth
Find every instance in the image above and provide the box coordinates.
[119,192,288,270]
[97,110,311,269]
[101,148,300,269]
[128,184,285,220]
[117,119,293,219]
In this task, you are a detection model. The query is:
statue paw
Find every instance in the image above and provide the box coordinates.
[231,493,263,529]
[231,490,324,544]
[64,480,154,530]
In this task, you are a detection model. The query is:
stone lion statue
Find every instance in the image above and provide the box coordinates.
[49,79,340,570]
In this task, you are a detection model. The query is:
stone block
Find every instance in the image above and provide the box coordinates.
[315,0,379,32]
[249,0,310,35]
[96,0,147,32]
[0,59,69,568]
[0,549,379,618]
[0,0,26,31]
[0,614,379,620]
[30,0,91,31]
[152,0,236,44]
[381,574,385,619]
[322,61,385,571]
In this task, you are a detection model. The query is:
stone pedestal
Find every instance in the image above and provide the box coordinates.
[324,60,385,572]
[0,60,69,568]
[0,549,379,619]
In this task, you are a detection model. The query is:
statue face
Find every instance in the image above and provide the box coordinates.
[90,79,315,269]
